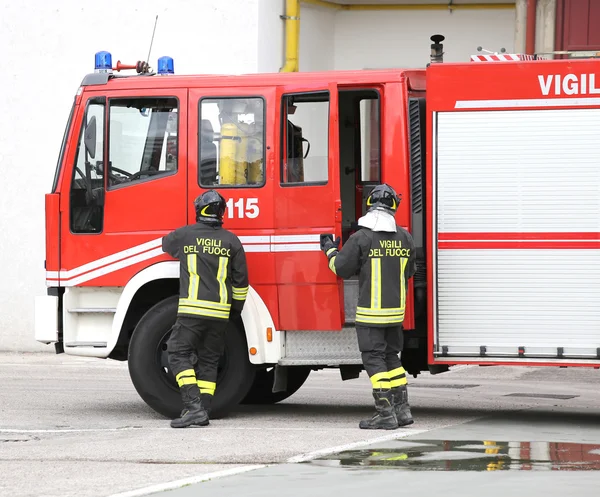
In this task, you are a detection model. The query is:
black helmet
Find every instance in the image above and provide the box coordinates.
[366,184,401,214]
[194,190,226,225]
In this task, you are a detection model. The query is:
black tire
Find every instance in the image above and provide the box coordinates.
[241,366,310,404]
[127,295,256,419]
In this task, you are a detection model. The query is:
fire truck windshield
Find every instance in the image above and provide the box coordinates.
[107,97,178,188]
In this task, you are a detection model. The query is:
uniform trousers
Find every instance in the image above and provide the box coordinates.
[167,316,227,399]
[356,325,408,390]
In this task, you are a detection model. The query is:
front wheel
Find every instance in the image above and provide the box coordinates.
[127,295,256,419]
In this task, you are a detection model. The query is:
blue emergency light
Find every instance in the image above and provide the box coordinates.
[157,56,174,75]
[94,51,113,73]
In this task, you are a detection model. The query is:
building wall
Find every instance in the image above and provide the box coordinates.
[0,0,264,352]
[334,8,517,70]
[258,0,286,72]
[299,5,336,71]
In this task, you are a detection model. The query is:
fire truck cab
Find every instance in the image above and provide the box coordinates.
[36,40,600,419]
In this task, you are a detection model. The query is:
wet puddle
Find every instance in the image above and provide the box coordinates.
[308,440,600,471]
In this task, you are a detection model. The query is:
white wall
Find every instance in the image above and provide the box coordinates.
[334,9,516,70]
[258,0,286,72]
[0,0,264,352]
[299,5,336,71]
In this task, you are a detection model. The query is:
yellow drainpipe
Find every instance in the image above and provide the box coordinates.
[280,0,301,72]
[301,0,515,10]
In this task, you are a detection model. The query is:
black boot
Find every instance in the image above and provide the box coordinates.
[171,385,209,428]
[391,385,414,427]
[359,389,398,430]
[200,393,213,416]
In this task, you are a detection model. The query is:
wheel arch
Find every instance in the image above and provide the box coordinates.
[107,261,281,364]
[108,261,179,359]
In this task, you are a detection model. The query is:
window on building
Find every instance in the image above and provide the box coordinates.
[70,98,105,234]
[281,92,329,185]
[107,97,178,188]
[199,97,265,187]
[359,94,381,183]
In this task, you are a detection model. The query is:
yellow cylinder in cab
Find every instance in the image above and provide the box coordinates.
[219,123,239,185]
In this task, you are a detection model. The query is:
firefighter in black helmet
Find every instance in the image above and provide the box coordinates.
[162,190,249,428]
[320,184,417,430]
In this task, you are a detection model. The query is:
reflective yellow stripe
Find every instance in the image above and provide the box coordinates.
[232,286,248,301]
[400,257,408,309]
[176,369,196,382]
[390,376,408,387]
[356,314,405,325]
[371,258,381,309]
[187,254,200,300]
[216,256,228,304]
[178,377,198,387]
[388,367,406,378]
[176,369,198,388]
[178,298,231,311]
[370,371,391,389]
[326,247,337,256]
[197,380,216,395]
[178,306,229,319]
[357,306,404,316]
[328,255,337,274]
[197,380,216,389]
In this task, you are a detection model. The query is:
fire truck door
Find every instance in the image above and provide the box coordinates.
[187,87,277,316]
[60,89,187,288]
[274,84,344,331]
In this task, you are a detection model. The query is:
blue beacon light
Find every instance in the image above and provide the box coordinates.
[94,51,113,73]
[157,56,174,75]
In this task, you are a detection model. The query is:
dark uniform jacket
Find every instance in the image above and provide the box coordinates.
[162,222,249,321]
[329,227,416,327]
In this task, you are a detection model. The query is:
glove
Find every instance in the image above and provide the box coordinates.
[320,234,340,257]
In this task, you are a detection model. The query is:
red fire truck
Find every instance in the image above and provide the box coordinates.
[35,38,600,419]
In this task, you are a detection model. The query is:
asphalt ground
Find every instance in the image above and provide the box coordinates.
[2,352,600,496]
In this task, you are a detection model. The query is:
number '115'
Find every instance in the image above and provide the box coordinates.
[226,198,259,219]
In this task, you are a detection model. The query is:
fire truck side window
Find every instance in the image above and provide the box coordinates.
[69,98,106,234]
[198,97,265,187]
[107,98,178,189]
[281,92,329,185]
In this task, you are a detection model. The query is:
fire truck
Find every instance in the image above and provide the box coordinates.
[35,37,600,419]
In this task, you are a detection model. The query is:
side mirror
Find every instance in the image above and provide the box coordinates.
[84,116,97,159]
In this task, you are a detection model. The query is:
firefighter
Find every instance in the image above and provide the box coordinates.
[162,190,249,428]
[320,184,417,430]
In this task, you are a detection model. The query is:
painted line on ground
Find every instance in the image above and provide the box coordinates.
[106,465,268,497]
[0,427,143,434]
[105,427,432,496]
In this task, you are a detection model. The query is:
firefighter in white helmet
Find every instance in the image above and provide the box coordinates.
[320,184,417,430]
